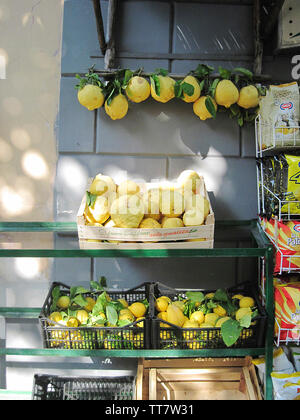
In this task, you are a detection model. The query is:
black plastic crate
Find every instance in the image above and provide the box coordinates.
[39,282,152,350]
[151,282,267,350]
[32,374,136,400]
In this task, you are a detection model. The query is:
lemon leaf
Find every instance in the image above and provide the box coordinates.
[205,96,217,119]
[174,80,183,98]
[86,191,97,207]
[239,313,251,328]
[150,74,161,96]
[218,66,231,79]
[193,64,214,78]
[208,78,220,97]
[73,294,88,308]
[181,82,195,96]
[221,319,242,347]
[155,68,168,77]
[233,67,253,80]
[106,304,118,326]
[186,291,204,304]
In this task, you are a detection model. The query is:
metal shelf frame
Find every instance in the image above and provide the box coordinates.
[0,219,274,400]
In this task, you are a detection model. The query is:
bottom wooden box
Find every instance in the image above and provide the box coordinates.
[135,357,262,400]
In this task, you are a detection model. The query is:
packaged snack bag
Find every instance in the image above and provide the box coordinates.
[291,347,300,371]
[252,346,295,387]
[271,372,300,400]
[259,82,300,150]
[274,279,300,341]
[277,154,300,215]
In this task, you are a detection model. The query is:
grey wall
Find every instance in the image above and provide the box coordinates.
[5,0,296,393]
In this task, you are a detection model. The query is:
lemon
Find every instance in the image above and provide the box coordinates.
[105,93,128,120]
[181,75,201,103]
[182,320,199,340]
[177,170,202,194]
[199,322,215,328]
[232,294,244,300]
[143,193,160,221]
[215,316,231,328]
[213,305,227,317]
[193,96,217,120]
[157,311,169,327]
[161,217,184,228]
[57,295,71,309]
[239,296,255,308]
[167,303,185,327]
[77,84,105,110]
[66,317,79,328]
[204,312,219,326]
[84,297,96,312]
[118,180,140,196]
[205,292,214,299]
[118,312,135,323]
[160,296,171,304]
[136,317,145,328]
[190,310,205,325]
[110,194,144,228]
[150,75,175,103]
[155,297,169,313]
[237,85,260,109]
[235,307,252,322]
[139,218,161,229]
[118,298,129,308]
[76,309,89,324]
[160,190,184,217]
[128,302,147,318]
[125,76,150,103]
[214,79,239,108]
[49,312,63,323]
[89,174,116,196]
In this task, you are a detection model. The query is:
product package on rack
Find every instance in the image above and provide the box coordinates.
[260,217,300,273]
[274,277,300,343]
[258,82,300,151]
[257,154,300,218]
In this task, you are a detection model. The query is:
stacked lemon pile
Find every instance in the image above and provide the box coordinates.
[83,170,211,243]
[155,290,257,349]
[47,285,148,350]
[75,66,261,125]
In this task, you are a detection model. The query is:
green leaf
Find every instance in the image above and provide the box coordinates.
[193,64,214,78]
[213,289,229,302]
[186,291,205,304]
[218,66,231,79]
[229,103,240,117]
[221,319,242,347]
[205,96,217,119]
[86,191,97,207]
[123,69,133,87]
[155,68,168,77]
[106,304,118,326]
[237,115,244,127]
[233,67,253,80]
[239,313,252,328]
[181,82,194,96]
[50,286,61,311]
[92,298,104,316]
[117,319,132,327]
[150,74,161,96]
[73,294,88,308]
[99,276,107,288]
[208,78,220,97]
[174,80,183,98]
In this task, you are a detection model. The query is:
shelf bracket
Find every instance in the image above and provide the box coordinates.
[253,0,264,76]
[104,0,118,70]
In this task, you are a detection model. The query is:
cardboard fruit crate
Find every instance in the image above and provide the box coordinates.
[136,357,262,400]
[77,175,215,249]
[32,374,136,400]
[39,282,152,350]
[151,282,267,350]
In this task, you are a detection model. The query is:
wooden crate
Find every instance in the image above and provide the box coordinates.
[77,175,215,249]
[135,357,262,401]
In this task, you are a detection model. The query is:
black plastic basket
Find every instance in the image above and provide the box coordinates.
[39,282,152,350]
[151,282,267,350]
[32,374,136,400]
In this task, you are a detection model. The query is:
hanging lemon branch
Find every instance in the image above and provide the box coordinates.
[75,64,264,126]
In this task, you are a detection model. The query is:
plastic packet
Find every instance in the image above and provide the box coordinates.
[274,279,300,340]
[271,372,300,400]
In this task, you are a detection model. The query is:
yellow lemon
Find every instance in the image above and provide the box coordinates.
[66,317,79,328]
[118,298,129,308]
[139,218,161,229]
[136,317,145,328]
[125,76,150,103]
[214,79,239,108]
[205,292,214,299]
[118,312,135,323]
[49,312,63,323]
[84,297,96,312]
[155,297,169,313]
[181,75,201,103]
[213,305,227,317]
[150,75,175,103]
[232,294,244,300]
[235,307,252,322]
[239,296,255,308]
[105,93,128,120]
[117,180,140,196]
[237,85,260,109]
[76,309,89,324]
[204,313,219,326]
[161,217,184,228]
[128,302,147,318]
[190,310,205,325]
[193,96,217,120]
[160,296,171,304]
[77,84,105,110]
[57,295,71,310]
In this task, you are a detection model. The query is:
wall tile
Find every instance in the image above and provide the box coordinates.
[55,153,167,220]
[241,124,256,157]
[61,0,107,74]
[173,3,253,56]
[57,77,95,152]
[168,156,258,220]
[96,97,240,156]
[171,60,253,74]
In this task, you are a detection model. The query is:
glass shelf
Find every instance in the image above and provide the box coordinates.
[0,220,271,258]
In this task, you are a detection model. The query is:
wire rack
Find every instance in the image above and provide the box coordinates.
[255,115,300,158]
[275,319,300,347]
